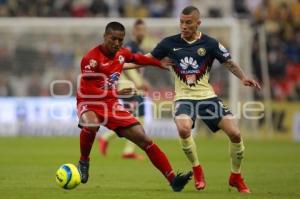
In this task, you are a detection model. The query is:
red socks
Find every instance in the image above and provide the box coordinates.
[143,142,175,183]
[80,129,175,184]
[80,128,97,161]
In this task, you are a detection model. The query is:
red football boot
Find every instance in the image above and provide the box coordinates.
[99,137,108,156]
[122,153,145,160]
[229,173,251,193]
[193,165,206,190]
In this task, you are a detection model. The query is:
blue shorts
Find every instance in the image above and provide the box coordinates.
[174,97,232,132]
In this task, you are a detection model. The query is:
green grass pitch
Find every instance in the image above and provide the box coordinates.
[0,136,299,199]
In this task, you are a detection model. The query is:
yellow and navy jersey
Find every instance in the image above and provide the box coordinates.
[118,40,144,93]
[151,32,231,100]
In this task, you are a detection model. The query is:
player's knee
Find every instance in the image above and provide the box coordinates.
[141,137,153,149]
[137,132,152,146]
[177,125,192,139]
[79,119,100,132]
[80,111,101,128]
[134,135,152,149]
[122,125,151,148]
[227,128,241,143]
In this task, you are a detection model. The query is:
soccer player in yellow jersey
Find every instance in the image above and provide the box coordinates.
[147,6,261,193]
[98,19,151,160]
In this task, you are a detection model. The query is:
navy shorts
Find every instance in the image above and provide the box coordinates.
[120,95,145,117]
[174,97,232,132]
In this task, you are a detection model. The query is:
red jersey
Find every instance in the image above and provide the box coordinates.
[76,44,161,104]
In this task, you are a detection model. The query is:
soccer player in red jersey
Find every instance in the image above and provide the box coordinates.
[76,21,192,192]
[98,19,150,160]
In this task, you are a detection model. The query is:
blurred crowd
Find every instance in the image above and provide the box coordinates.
[241,0,300,101]
[0,0,299,101]
[0,0,175,18]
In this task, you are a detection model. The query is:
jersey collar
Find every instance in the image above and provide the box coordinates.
[181,32,202,44]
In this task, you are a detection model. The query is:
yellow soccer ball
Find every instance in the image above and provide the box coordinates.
[56,163,81,190]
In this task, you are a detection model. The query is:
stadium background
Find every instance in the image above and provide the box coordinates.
[0,0,299,199]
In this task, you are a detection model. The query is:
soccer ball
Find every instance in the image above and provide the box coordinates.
[55,163,81,190]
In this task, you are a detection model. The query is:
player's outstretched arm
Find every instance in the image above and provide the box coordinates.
[123,60,171,70]
[123,63,142,70]
[124,53,171,70]
[223,59,261,90]
[145,53,172,70]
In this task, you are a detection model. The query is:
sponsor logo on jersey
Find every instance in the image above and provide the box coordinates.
[173,47,182,51]
[173,56,211,87]
[118,55,125,64]
[197,48,206,56]
[186,74,196,85]
[101,62,110,67]
[103,72,120,89]
[180,56,199,70]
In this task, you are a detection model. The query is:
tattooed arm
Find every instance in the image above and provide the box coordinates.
[223,59,247,80]
[223,59,261,90]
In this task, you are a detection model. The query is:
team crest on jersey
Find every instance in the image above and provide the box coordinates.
[85,59,97,70]
[118,55,125,64]
[197,48,206,56]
